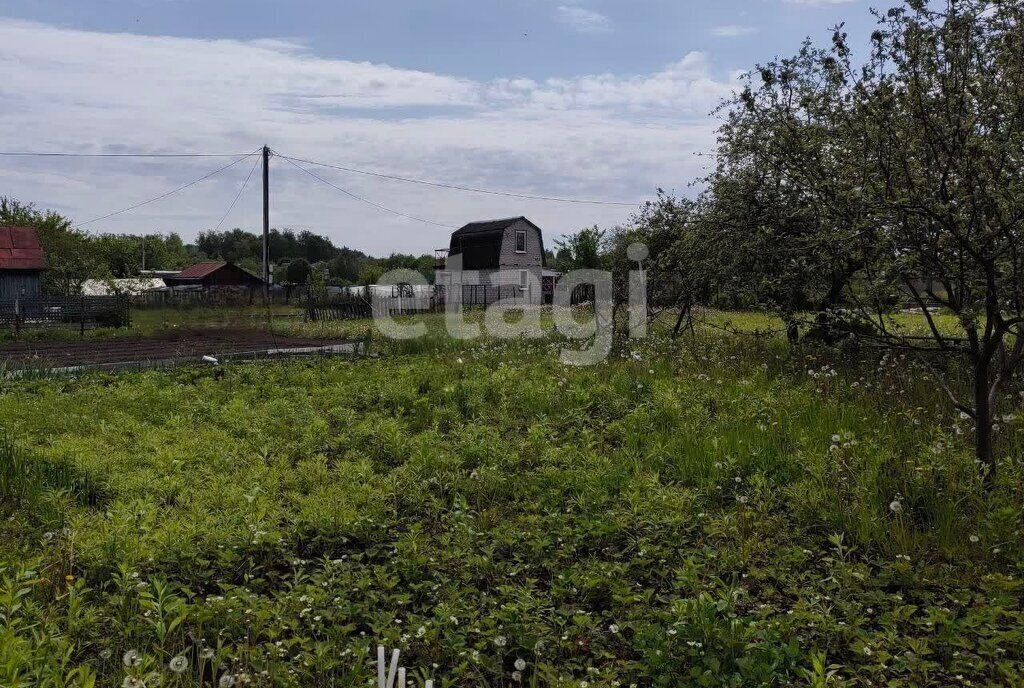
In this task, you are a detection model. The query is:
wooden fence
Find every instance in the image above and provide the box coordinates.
[0,296,131,335]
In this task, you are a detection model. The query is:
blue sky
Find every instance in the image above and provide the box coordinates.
[0,0,874,255]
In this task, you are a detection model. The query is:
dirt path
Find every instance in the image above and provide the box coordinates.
[0,327,357,368]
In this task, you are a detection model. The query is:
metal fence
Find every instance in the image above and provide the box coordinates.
[307,290,437,322]
[305,283,596,323]
[133,287,303,309]
[0,295,131,335]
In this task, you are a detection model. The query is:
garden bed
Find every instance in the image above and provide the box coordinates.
[0,326,358,369]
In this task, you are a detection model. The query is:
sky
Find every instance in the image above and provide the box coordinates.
[0,0,876,256]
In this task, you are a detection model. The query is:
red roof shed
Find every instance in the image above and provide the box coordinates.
[164,261,264,288]
[0,226,47,271]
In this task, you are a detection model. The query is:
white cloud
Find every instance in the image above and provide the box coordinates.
[711,25,759,38]
[0,19,736,254]
[555,5,612,35]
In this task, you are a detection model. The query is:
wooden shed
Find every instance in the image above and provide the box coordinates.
[0,226,46,300]
[163,261,264,289]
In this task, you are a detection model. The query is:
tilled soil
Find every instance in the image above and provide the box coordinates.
[0,327,354,368]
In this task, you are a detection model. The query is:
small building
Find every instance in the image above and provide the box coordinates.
[436,217,548,305]
[163,261,264,290]
[0,226,46,300]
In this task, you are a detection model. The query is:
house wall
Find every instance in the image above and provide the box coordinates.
[498,219,545,270]
[0,271,42,300]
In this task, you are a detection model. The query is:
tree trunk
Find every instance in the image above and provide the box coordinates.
[671,302,691,339]
[974,360,996,483]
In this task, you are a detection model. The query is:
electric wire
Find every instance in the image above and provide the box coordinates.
[274,152,639,207]
[278,153,456,229]
[75,150,261,228]
[0,151,254,158]
[214,154,262,231]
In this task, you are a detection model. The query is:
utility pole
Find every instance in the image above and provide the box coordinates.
[262,145,271,299]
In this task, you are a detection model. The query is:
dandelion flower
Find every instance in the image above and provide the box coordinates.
[512,671,522,682]
[969,535,980,543]
[494,635,508,647]
[169,656,189,673]
[122,650,142,668]
[218,674,237,688]
[514,658,527,671]
[889,499,902,514]
[609,624,620,634]
[122,677,146,688]
[200,648,216,660]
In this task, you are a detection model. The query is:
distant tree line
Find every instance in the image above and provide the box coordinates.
[192,228,437,287]
[0,198,439,291]
[1,197,190,294]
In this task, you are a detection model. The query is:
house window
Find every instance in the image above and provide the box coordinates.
[515,230,527,253]
[520,270,529,290]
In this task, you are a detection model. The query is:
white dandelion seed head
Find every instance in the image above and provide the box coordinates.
[218,674,237,688]
[122,650,141,668]
[514,658,526,671]
[169,656,189,673]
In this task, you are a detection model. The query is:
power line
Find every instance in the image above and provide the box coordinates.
[215,154,261,231]
[76,150,260,228]
[274,151,640,207]
[278,154,456,229]
[0,151,254,158]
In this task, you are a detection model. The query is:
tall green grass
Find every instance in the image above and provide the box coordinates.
[0,434,109,524]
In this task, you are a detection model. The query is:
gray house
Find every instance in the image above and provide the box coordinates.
[0,226,46,301]
[437,217,548,305]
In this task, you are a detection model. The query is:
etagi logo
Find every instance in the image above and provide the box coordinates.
[370,243,650,366]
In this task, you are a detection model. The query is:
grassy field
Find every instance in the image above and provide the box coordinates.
[1,316,1022,687]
